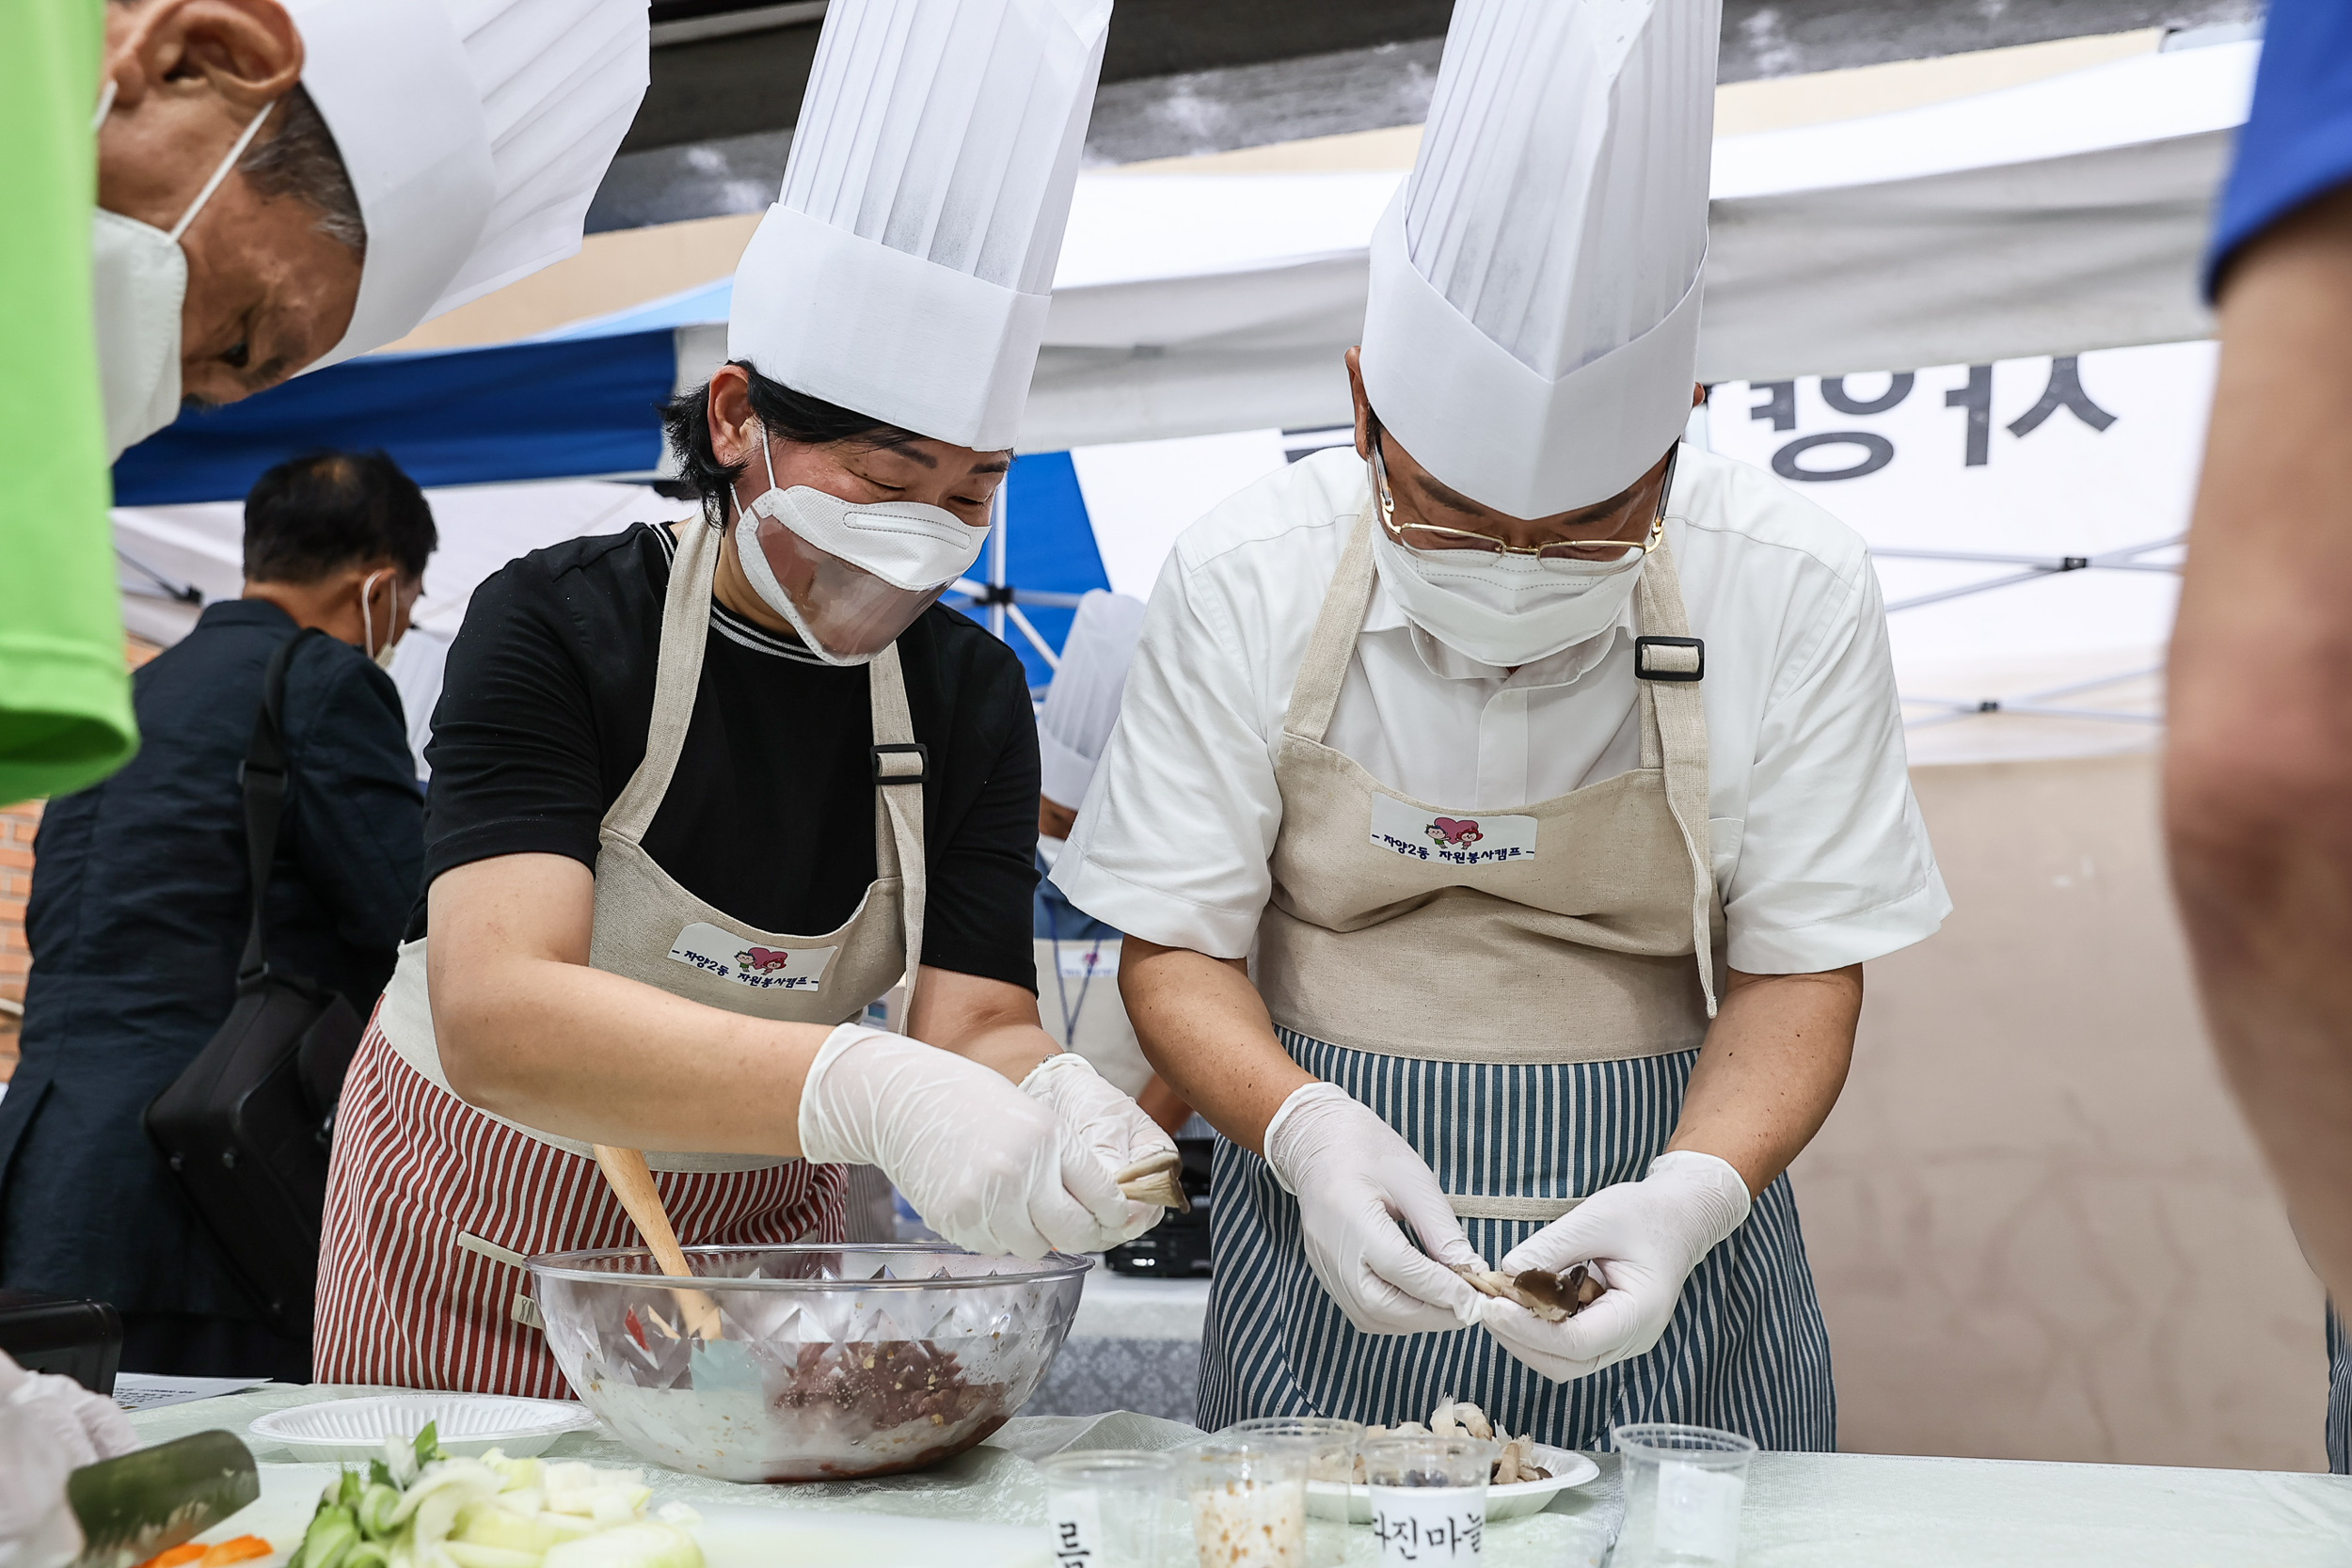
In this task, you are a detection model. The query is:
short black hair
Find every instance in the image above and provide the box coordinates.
[243,449,437,583]
[659,362,916,525]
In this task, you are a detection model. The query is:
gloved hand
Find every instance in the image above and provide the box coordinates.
[1474,1149,1752,1381]
[1,1350,135,1469]
[799,1023,1134,1259]
[1020,1052,1173,1246]
[0,1349,139,1568]
[1263,1082,1482,1335]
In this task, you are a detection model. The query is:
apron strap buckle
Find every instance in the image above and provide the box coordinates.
[1635,636,1705,683]
[872,742,930,785]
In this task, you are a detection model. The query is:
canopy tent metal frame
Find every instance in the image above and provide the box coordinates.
[1876,535,2180,729]
[941,489,1094,690]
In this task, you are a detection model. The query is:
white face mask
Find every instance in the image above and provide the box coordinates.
[90,87,274,461]
[1365,448,1665,670]
[359,568,405,669]
[730,428,989,667]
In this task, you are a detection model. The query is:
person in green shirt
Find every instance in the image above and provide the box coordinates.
[1,0,135,804]
[5,0,362,804]
[4,0,647,805]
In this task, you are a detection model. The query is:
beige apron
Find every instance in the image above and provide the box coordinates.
[1202,500,1836,1449]
[1256,507,1721,1074]
[373,516,929,1172]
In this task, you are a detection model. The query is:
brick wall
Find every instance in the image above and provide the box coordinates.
[0,636,163,1083]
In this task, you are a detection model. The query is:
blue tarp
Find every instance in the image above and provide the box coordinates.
[111,328,679,506]
[989,451,1111,685]
[108,317,1113,679]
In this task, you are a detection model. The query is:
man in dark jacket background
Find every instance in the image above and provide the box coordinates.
[0,450,435,1380]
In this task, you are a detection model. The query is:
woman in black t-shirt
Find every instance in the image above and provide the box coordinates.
[311,361,1178,1393]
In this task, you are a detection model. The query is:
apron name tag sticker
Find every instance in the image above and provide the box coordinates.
[1369,794,1537,866]
[1056,942,1120,979]
[669,922,834,990]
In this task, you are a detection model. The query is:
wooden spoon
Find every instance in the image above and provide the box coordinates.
[592,1144,726,1341]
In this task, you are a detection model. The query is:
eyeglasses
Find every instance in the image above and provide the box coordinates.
[1371,439,1676,565]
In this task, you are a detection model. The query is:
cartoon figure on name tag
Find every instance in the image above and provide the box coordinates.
[736,946,790,974]
[1426,816,1486,849]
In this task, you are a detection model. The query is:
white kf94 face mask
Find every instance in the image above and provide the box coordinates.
[1367,445,1670,670]
[90,87,276,461]
[730,426,991,666]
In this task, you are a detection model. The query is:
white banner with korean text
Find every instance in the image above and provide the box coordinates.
[1707,341,2215,761]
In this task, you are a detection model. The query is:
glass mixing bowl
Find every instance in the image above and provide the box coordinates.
[529,1243,1089,1482]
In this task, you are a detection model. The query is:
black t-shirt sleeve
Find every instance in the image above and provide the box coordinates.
[419,551,614,891]
[912,622,1041,993]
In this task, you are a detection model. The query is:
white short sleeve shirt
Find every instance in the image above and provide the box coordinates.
[1054,445,1950,974]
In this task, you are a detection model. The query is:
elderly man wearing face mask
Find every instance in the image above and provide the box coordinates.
[1055,0,1951,1448]
[0,0,645,801]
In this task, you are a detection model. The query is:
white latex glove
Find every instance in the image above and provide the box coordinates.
[1475,1149,1753,1382]
[1263,1082,1482,1335]
[1020,1052,1174,1246]
[0,1349,139,1568]
[799,1023,1135,1259]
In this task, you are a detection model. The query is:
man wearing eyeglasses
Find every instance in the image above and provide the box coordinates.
[1049,0,1949,1449]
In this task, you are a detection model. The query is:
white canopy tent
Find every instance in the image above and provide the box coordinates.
[1702,39,2252,383]
[985,38,2250,451]
[663,40,2262,455]
[116,37,2254,766]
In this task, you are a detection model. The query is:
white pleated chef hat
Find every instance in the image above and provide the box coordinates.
[726,0,1114,451]
[1038,591,1147,809]
[287,0,649,368]
[1359,0,1720,518]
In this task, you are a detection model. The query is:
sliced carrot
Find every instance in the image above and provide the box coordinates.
[197,1539,274,1566]
[135,1546,205,1568]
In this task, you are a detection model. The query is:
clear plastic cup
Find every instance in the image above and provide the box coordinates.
[1360,1433,1497,1565]
[1040,1450,1176,1568]
[1180,1440,1310,1568]
[1221,1418,1362,1566]
[1609,1422,1759,1568]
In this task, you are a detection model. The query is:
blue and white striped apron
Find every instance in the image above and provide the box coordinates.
[2328,1303,2349,1474]
[1204,497,1836,1451]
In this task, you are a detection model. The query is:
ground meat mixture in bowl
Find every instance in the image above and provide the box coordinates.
[529,1243,1089,1481]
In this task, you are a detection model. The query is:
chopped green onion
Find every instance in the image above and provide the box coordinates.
[298,1504,360,1568]
[358,1481,403,1538]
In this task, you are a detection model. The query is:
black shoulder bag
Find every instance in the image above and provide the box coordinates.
[146,629,365,1339]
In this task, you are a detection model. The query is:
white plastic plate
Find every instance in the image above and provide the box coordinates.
[1307,1444,1601,1524]
[248,1394,596,1461]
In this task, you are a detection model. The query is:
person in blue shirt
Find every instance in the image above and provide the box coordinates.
[0,450,432,1382]
[2169,0,2352,1477]
[1033,591,1191,1135]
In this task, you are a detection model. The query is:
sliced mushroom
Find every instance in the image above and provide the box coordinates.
[1493,1433,1540,1485]
[1454,1263,1592,1323]
[1114,1149,1190,1212]
[1512,1262,1606,1319]
[1430,1398,1494,1442]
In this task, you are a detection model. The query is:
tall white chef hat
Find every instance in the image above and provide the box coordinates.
[1038,591,1147,809]
[1359,0,1720,518]
[288,0,649,368]
[725,0,1114,451]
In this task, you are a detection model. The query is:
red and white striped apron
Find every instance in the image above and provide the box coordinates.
[315,1014,848,1394]
[316,518,931,1393]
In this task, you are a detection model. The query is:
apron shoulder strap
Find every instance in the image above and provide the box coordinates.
[1633,525,1719,1019]
[867,644,927,1030]
[1283,505,1380,746]
[604,521,718,842]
